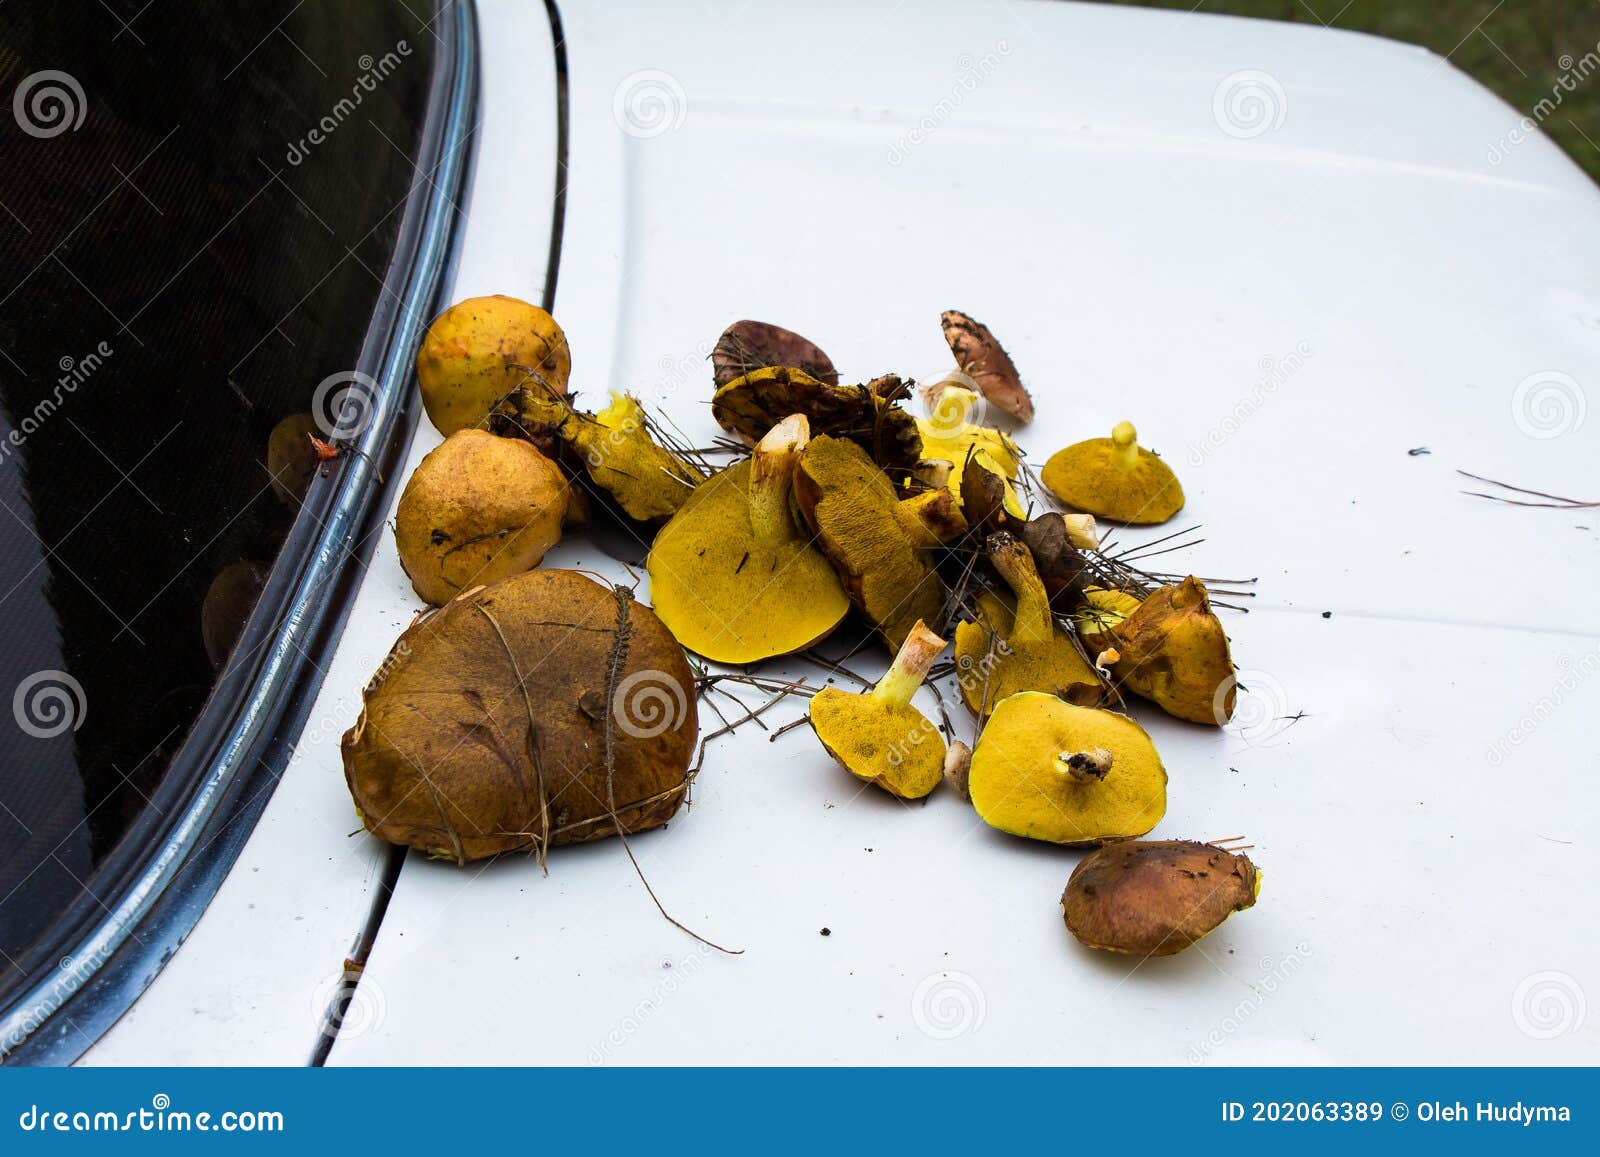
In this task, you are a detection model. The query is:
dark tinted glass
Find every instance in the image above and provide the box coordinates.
[0,3,433,970]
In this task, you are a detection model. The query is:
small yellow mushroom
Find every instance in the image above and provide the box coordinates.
[809,621,948,799]
[916,384,1023,514]
[1076,578,1236,725]
[1041,421,1184,524]
[953,533,1109,719]
[647,415,849,664]
[969,692,1167,845]
[415,296,570,435]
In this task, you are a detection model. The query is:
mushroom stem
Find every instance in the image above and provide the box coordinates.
[748,414,810,549]
[1110,421,1139,473]
[1061,513,1100,551]
[871,619,948,708]
[986,532,1055,645]
[1057,747,1114,782]
[894,489,967,545]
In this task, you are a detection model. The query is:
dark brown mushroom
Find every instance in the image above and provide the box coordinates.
[940,309,1034,424]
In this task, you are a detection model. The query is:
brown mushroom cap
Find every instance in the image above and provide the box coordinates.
[200,561,269,667]
[342,570,695,864]
[713,366,923,471]
[712,319,838,389]
[266,413,323,506]
[1063,840,1260,956]
[940,309,1034,424]
[394,429,569,606]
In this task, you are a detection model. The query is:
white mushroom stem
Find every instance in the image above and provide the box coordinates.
[1056,747,1114,782]
[942,740,972,801]
[1061,513,1100,551]
[872,620,948,709]
[748,413,810,549]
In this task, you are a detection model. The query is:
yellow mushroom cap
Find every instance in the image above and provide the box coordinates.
[1040,421,1184,525]
[647,418,848,664]
[969,692,1167,845]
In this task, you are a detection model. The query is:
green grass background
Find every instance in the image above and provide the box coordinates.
[1101,0,1600,182]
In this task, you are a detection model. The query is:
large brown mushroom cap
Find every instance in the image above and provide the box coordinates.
[713,367,923,471]
[1063,840,1260,956]
[343,570,696,864]
[940,309,1034,424]
[712,319,838,388]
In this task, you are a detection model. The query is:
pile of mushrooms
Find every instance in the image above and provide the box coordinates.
[329,296,1260,963]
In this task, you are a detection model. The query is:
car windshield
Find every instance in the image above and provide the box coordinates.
[0,3,434,980]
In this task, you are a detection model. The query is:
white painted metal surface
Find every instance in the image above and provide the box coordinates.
[80,0,558,1065]
[335,0,1600,1065]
